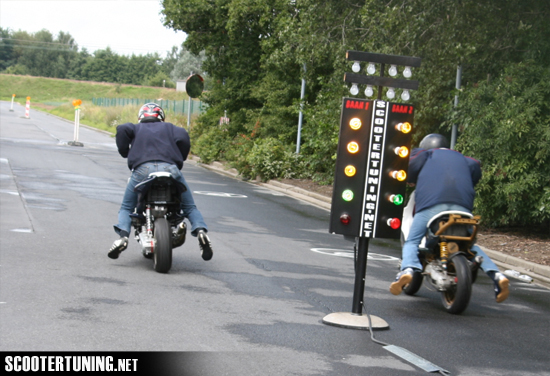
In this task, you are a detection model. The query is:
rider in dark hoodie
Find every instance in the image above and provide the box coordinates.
[390,134,509,303]
[108,103,213,261]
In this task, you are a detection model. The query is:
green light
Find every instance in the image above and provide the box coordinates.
[342,189,354,202]
[390,194,404,205]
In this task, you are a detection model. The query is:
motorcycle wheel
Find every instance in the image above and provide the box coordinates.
[403,271,423,296]
[153,218,172,273]
[440,254,472,314]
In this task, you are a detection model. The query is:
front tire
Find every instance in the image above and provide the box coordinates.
[153,218,172,273]
[440,254,472,314]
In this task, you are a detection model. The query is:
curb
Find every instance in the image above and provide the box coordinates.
[480,247,550,289]
[191,156,550,289]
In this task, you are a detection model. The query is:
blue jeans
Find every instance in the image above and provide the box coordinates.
[114,161,207,237]
[401,203,498,273]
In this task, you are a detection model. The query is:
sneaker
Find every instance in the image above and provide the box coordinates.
[493,272,510,303]
[390,268,414,295]
[108,237,128,259]
[197,230,213,261]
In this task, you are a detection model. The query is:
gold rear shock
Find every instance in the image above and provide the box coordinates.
[440,241,449,270]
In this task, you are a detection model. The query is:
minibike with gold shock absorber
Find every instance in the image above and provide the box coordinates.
[400,190,484,314]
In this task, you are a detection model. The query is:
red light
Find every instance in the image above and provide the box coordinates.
[387,218,401,229]
[340,214,351,225]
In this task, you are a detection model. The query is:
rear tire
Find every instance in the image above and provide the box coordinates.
[403,271,423,296]
[440,254,472,314]
[153,218,172,273]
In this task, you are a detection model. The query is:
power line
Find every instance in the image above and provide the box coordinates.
[1,37,76,47]
[1,38,173,56]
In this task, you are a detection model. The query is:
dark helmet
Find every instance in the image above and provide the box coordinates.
[138,103,165,122]
[419,133,449,150]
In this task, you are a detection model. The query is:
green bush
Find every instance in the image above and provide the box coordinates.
[457,62,550,229]
[237,137,309,181]
[143,71,175,88]
[190,112,230,163]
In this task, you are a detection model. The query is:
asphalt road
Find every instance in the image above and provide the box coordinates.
[1,101,549,376]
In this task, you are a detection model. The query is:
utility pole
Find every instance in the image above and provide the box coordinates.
[451,65,462,150]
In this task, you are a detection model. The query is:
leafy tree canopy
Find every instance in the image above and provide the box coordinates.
[162,0,550,228]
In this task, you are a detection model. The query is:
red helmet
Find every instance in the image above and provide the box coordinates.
[138,103,165,122]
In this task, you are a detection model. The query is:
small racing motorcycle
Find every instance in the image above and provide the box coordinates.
[400,192,484,314]
[130,171,187,273]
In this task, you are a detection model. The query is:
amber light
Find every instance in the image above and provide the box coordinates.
[390,170,407,181]
[394,146,409,158]
[347,141,359,154]
[349,117,362,130]
[344,165,357,177]
[396,122,412,133]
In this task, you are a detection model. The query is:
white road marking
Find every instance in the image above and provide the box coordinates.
[193,191,247,198]
[311,248,400,261]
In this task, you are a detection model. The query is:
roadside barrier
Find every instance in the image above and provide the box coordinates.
[91,97,207,115]
[68,99,83,147]
[25,97,31,118]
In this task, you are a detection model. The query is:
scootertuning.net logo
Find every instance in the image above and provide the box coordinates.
[5,355,138,372]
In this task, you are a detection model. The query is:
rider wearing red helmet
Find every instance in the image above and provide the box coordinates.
[109,103,213,262]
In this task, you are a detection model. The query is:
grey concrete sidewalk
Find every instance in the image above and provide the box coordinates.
[192,156,550,289]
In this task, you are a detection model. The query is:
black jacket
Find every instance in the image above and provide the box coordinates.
[407,148,482,213]
[116,118,190,170]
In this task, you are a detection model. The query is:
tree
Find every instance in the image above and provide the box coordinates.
[1,29,79,78]
[457,62,550,229]
[0,27,16,71]
[80,47,128,83]
[11,29,78,78]
[143,71,175,88]
[170,48,206,82]
[162,45,181,77]
[161,0,550,228]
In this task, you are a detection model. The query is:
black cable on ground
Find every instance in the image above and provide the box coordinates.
[355,242,451,375]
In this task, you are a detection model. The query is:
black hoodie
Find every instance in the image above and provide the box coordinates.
[115,118,190,170]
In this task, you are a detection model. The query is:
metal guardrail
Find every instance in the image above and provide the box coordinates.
[91,97,207,115]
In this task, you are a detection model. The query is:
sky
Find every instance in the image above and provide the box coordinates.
[0,0,187,57]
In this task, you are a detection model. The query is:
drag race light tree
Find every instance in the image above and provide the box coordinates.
[329,98,413,239]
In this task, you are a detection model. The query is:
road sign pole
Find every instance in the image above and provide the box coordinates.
[187,96,191,129]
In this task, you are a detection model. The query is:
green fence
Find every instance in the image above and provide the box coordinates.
[91,97,207,115]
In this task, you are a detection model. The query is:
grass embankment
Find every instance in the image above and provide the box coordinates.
[0,74,194,132]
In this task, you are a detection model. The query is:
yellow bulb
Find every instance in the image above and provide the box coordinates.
[395,146,409,158]
[344,165,357,177]
[349,117,362,130]
[396,122,412,133]
[390,170,407,181]
[347,141,359,154]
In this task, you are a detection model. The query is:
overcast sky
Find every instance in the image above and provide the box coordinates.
[0,0,187,57]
